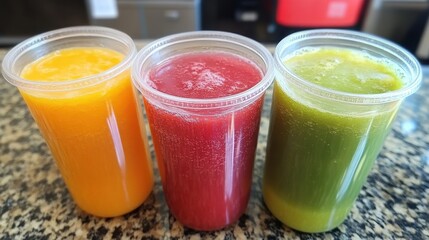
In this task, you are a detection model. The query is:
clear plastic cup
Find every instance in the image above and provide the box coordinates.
[263,29,422,233]
[132,31,274,230]
[1,26,154,217]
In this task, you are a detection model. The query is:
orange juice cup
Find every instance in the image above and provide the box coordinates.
[1,26,154,217]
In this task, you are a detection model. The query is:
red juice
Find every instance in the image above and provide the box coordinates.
[143,52,264,230]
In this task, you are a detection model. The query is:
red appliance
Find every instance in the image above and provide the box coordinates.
[276,0,365,27]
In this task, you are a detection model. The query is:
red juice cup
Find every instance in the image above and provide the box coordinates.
[132,31,274,230]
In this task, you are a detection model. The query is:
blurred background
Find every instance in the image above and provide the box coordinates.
[1,0,429,63]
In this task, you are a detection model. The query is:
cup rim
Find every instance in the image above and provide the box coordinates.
[131,30,275,109]
[274,29,422,105]
[1,26,136,92]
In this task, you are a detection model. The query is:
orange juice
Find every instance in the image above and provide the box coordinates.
[20,47,154,217]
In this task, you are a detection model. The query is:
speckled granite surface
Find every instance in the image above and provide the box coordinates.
[0,45,428,239]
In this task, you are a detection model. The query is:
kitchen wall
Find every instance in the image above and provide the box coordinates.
[0,0,89,46]
[1,0,428,62]
[87,0,201,40]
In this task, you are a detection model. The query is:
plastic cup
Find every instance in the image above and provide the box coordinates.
[1,26,154,217]
[132,31,274,230]
[262,29,422,233]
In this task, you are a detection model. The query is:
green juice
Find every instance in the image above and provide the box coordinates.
[263,47,403,232]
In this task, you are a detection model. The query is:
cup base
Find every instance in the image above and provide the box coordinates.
[263,184,349,233]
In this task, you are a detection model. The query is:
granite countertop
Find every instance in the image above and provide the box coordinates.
[0,44,428,239]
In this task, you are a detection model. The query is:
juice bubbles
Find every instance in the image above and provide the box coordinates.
[263,30,422,233]
[132,31,274,230]
[1,27,154,217]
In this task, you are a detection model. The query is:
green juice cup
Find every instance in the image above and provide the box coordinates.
[262,29,422,233]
